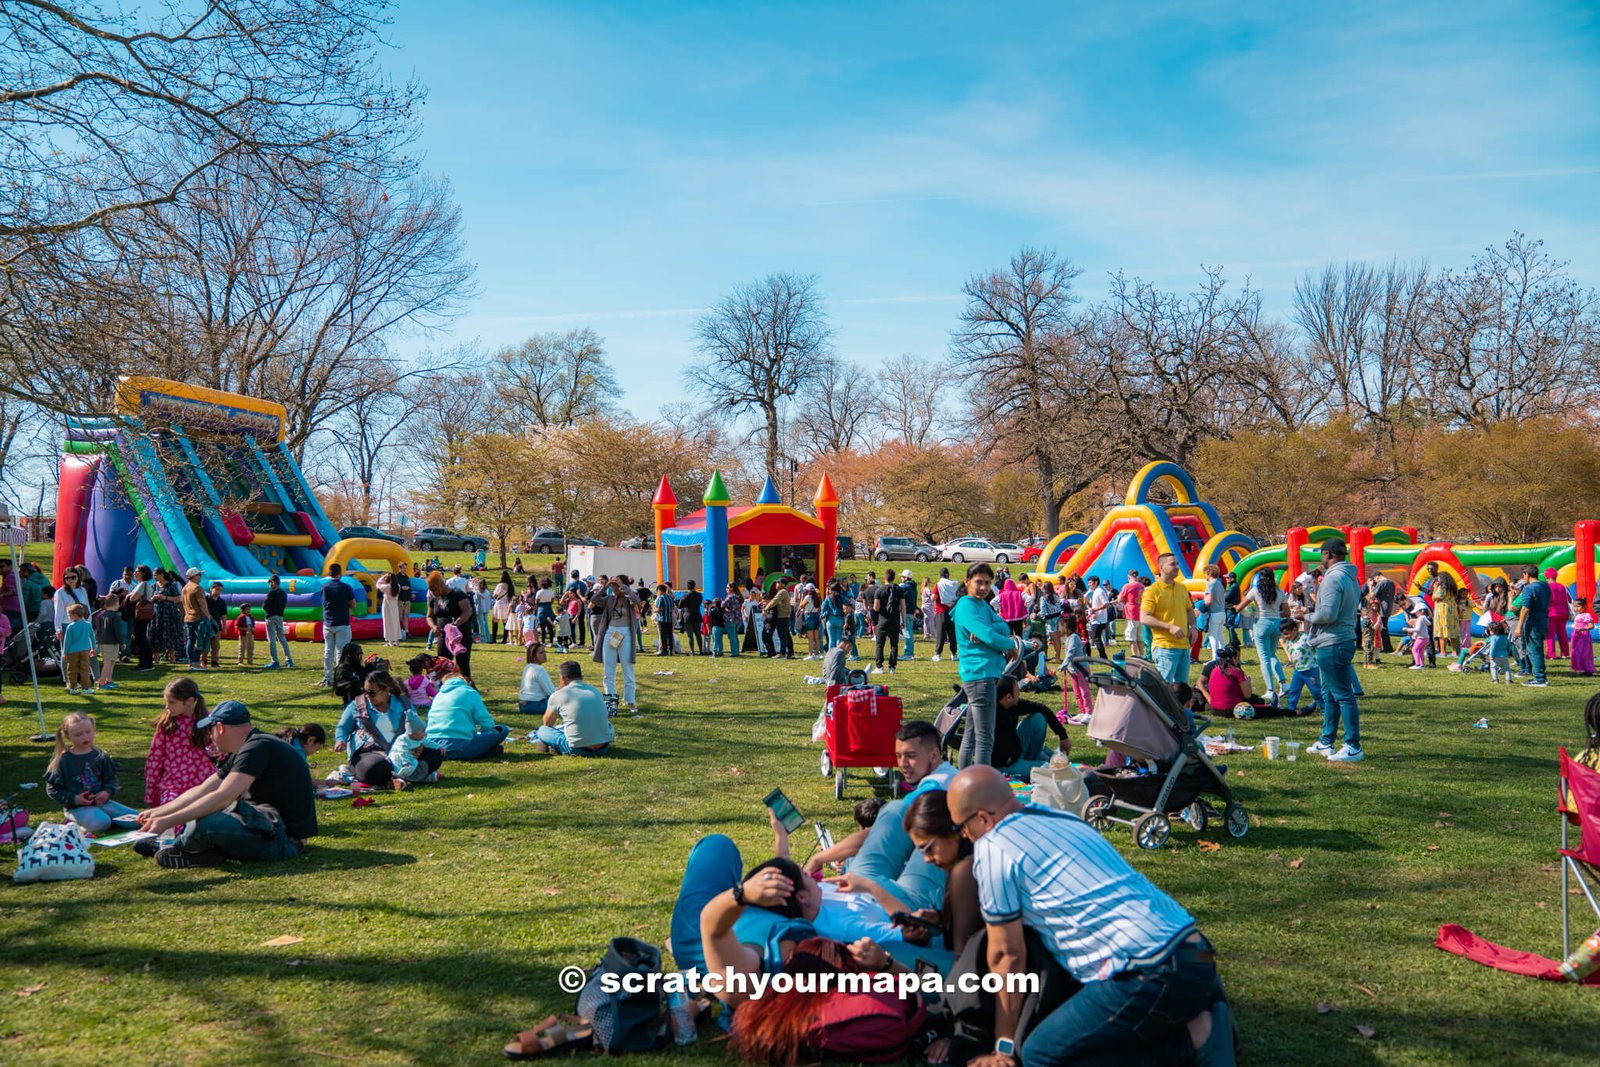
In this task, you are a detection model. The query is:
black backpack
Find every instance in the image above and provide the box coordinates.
[575,937,664,1053]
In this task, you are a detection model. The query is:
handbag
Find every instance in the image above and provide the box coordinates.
[13,821,95,883]
[575,937,664,1053]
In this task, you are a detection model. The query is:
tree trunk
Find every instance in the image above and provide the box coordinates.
[1037,451,1060,537]
[764,406,782,485]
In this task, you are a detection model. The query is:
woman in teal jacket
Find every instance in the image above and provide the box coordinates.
[950,562,1015,767]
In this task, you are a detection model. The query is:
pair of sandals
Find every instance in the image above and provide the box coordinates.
[503,1014,593,1060]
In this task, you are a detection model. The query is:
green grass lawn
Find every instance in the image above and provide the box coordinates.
[3,542,1599,1064]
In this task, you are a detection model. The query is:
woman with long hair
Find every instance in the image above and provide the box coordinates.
[1241,568,1289,699]
[377,570,404,646]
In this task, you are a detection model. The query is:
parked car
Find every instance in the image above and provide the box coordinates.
[1020,539,1047,564]
[528,528,566,553]
[408,527,488,553]
[938,538,1012,564]
[336,525,405,546]
[619,534,655,550]
[567,537,606,548]
[995,542,1023,560]
[873,536,940,563]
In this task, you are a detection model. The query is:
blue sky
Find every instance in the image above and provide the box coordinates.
[387,1,1600,416]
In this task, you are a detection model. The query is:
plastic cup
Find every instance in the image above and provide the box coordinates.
[1264,736,1282,760]
[1286,741,1301,761]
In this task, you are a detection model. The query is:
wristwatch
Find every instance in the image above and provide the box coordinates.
[994,1037,1015,1058]
[731,881,747,906]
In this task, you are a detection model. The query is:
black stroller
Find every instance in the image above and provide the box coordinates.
[1075,655,1250,849]
[2,620,59,686]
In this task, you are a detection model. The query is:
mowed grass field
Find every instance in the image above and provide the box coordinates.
[2,544,1599,1066]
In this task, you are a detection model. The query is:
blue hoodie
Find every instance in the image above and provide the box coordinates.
[424,676,498,743]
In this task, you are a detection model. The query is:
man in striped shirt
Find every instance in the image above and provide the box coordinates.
[949,766,1232,1067]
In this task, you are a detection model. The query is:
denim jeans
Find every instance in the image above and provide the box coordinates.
[1253,619,1286,692]
[848,796,948,914]
[1022,936,1221,1067]
[322,623,352,684]
[265,615,292,665]
[709,624,732,656]
[1150,646,1191,685]
[175,803,303,862]
[825,618,844,650]
[1525,625,1548,683]
[434,725,510,760]
[184,620,207,667]
[999,714,1051,778]
[903,627,915,658]
[518,697,549,716]
[534,724,609,756]
[66,799,139,834]
[1315,639,1360,749]
[958,677,999,768]
[1284,668,1322,711]
[603,628,637,704]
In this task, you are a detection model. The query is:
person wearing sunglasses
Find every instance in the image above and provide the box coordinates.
[332,670,429,788]
[950,766,1232,1067]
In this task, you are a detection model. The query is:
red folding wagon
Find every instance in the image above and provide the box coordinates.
[819,678,904,800]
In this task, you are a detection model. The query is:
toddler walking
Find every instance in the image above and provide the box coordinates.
[93,593,122,690]
[236,604,257,665]
[61,602,96,695]
[45,712,137,832]
[1362,595,1385,668]
[1572,597,1595,676]
[1485,620,1513,683]
[1407,606,1433,670]
[1281,620,1323,714]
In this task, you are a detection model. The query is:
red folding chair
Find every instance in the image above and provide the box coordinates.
[1557,748,1600,958]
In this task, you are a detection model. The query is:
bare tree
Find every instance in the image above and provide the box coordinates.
[1295,261,1427,431]
[875,353,944,447]
[688,272,834,483]
[0,0,420,244]
[322,363,411,525]
[399,364,495,512]
[793,357,876,458]
[494,328,618,428]
[950,248,1094,535]
[1414,234,1598,428]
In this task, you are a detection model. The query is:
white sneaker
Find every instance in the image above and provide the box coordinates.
[1306,740,1335,758]
[1262,690,1276,704]
[1522,680,1549,688]
[931,654,941,662]
[1328,744,1365,762]
[888,667,896,674]
[1408,664,1425,670]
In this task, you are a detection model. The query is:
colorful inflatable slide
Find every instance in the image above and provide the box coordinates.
[1028,460,1600,639]
[55,377,427,642]
[1028,462,1259,594]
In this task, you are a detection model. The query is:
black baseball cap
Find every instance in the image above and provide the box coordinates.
[195,699,252,729]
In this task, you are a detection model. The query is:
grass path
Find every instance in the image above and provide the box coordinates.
[2,547,1598,1064]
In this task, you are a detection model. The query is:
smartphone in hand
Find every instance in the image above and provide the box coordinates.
[763,788,804,833]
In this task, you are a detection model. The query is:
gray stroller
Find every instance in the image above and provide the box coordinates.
[1076,655,1250,849]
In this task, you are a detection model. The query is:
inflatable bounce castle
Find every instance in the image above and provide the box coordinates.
[653,471,839,596]
[55,377,427,641]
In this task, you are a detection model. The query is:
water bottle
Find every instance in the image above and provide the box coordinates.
[666,982,697,1045]
[1225,725,1236,747]
[1559,927,1600,983]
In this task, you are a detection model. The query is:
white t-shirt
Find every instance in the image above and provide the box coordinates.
[937,578,960,607]
[445,575,469,593]
[1089,586,1111,623]
[519,663,556,702]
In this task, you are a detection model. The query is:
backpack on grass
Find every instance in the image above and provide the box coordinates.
[575,936,664,1053]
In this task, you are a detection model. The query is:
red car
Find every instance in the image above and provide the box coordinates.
[1020,538,1049,564]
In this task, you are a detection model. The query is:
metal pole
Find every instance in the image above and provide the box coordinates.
[5,534,48,741]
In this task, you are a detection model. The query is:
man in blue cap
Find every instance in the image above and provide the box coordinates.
[136,699,317,869]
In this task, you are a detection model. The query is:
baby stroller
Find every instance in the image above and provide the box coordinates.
[2,620,60,686]
[820,671,903,800]
[1076,655,1249,849]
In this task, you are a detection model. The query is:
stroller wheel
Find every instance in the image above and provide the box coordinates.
[820,751,833,777]
[1134,812,1171,850]
[1180,804,1208,834]
[1224,802,1250,839]
[833,770,846,800]
[1080,794,1113,832]
[871,766,890,777]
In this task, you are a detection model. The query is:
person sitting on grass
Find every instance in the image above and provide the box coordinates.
[531,660,613,756]
[424,663,509,760]
[993,675,1071,774]
[519,641,556,715]
[276,723,327,761]
[135,700,316,869]
[334,669,427,788]
[331,641,368,705]
[45,711,136,832]
[1199,645,1268,719]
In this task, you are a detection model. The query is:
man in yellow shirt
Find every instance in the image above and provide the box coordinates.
[1140,552,1198,684]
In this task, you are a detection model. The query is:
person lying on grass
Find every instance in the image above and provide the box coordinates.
[135,699,316,869]
[803,720,956,913]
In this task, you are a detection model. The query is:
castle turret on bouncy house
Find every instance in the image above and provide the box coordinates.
[652,471,839,594]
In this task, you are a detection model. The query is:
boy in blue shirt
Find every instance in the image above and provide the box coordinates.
[61,602,97,695]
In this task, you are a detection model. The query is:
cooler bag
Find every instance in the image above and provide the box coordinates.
[839,689,902,763]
